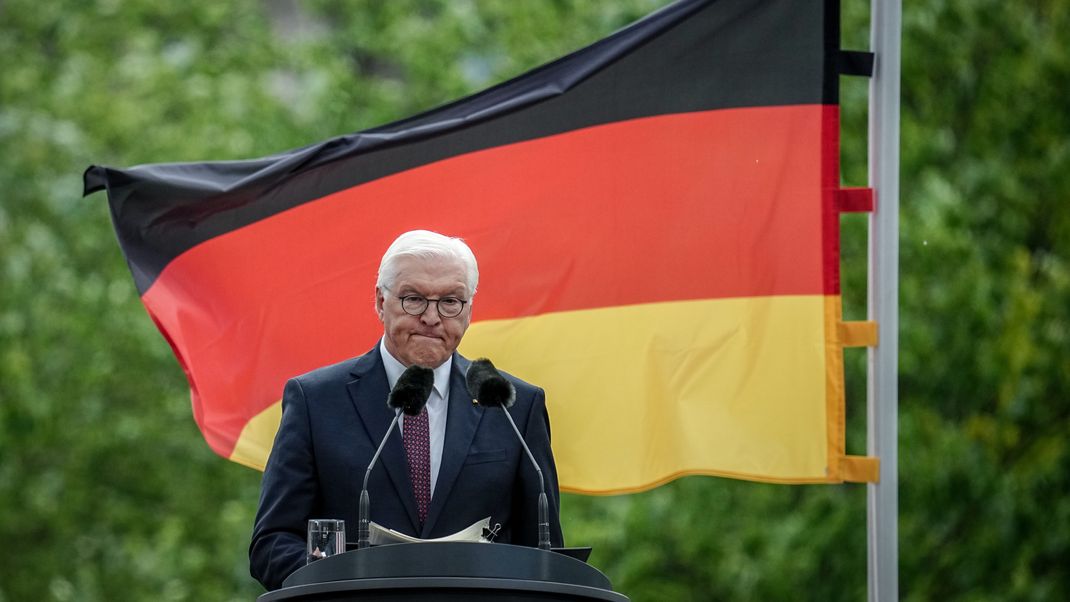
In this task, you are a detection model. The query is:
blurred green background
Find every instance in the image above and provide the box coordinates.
[2,1,1067,600]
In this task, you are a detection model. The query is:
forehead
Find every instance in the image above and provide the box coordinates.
[391,255,469,295]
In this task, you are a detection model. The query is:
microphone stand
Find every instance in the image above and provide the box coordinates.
[358,408,403,549]
[496,407,551,551]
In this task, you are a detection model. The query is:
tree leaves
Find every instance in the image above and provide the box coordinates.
[1,0,1067,599]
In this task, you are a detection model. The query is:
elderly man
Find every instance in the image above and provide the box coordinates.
[249,230,563,590]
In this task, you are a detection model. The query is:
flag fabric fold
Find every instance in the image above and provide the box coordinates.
[85,0,869,492]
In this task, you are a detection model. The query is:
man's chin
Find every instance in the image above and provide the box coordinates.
[405,340,450,367]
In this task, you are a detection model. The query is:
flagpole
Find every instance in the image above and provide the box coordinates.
[866,0,901,600]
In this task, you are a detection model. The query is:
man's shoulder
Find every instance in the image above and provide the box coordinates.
[501,369,542,397]
[292,347,379,388]
[455,353,543,399]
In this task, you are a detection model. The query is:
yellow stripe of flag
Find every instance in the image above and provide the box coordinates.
[459,295,833,493]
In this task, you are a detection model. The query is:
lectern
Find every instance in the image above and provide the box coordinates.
[257,542,629,601]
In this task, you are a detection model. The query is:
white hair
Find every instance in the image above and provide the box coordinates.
[376,230,479,296]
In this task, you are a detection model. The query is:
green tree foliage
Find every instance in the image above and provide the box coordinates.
[1,1,1066,600]
[892,2,1070,598]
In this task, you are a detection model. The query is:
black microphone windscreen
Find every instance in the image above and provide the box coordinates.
[466,358,516,408]
[388,365,434,415]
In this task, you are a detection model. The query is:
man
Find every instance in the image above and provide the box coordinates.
[249,230,563,590]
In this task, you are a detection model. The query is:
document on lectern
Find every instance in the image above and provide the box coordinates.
[368,517,492,545]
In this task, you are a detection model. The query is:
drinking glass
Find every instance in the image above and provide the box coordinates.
[307,519,346,564]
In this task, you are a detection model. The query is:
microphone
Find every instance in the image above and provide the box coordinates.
[466,358,551,551]
[357,364,434,549]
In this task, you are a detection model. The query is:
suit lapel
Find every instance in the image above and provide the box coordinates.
[346,346,421,533]
[422,354,483,536]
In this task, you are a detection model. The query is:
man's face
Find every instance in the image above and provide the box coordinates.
[376,255,472,368]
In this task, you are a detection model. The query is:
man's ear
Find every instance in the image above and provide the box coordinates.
[374,287,385,322]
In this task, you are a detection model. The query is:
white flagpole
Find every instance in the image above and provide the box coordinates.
[866,0,901,600]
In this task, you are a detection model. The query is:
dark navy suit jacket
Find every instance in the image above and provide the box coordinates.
[249,345,563,590]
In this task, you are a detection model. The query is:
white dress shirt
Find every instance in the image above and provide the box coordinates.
[379,339,450,499]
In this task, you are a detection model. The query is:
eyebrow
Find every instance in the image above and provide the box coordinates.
[397,287,468,298]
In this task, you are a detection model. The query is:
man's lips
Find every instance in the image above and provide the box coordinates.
[411,332,443,341]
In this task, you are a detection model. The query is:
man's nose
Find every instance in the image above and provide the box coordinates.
[419,304,441,325]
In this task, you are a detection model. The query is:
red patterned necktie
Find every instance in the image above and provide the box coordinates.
[403,407,431,525]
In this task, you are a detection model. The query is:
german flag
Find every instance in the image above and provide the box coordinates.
[84,0,877,493]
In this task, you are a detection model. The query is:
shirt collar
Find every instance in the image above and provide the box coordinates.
[379,338,451,400]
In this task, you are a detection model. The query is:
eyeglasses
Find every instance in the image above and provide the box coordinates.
[393,293,469,318]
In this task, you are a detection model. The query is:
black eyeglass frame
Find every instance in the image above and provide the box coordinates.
[385,288,469,318]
